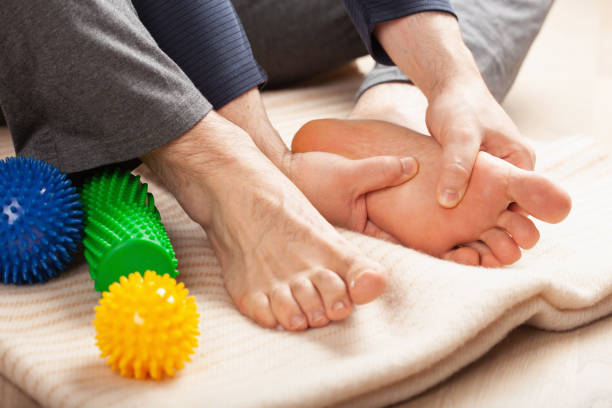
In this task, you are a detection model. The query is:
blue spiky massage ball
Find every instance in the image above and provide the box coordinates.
[0,157,83,284]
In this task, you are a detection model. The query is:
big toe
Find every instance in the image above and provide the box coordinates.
[346,258,389,305]
[507,169,572,224]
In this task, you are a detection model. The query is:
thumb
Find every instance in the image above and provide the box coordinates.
[351,156,418,196]
[437,137,480,208]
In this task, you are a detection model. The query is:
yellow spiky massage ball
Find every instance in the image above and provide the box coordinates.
[93,271,199,380]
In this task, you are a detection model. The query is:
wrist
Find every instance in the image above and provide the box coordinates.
[427,72,491,105]
[375,11,482,101]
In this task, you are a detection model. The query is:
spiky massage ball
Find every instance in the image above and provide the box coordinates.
[0,157,83,284]
[94,271,199,380]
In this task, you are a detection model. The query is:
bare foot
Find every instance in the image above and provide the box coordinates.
[143,112,388,330]
[292,119,572,267]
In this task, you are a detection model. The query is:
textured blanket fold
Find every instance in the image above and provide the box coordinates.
[1,71,611,408]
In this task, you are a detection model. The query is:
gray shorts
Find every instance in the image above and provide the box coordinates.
[0,0,553,173]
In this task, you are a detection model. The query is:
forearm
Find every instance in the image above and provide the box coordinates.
[375,12,485,100]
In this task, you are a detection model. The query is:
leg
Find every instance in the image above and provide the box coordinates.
[0,0,386,331]
[143,112,389,330]
[345,1,556,263]
[0,0,209,173]
[355,0,555,106]
[350,0,555,134]
[293,119,571,267]
[131,0,266,109]
[231,0,367,86]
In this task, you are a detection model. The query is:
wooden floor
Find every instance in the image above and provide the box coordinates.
[1,0,610,406]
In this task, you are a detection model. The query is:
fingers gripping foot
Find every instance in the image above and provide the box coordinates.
[145,113,390,331]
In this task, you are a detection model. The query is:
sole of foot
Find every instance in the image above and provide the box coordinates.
[293,119,572,267]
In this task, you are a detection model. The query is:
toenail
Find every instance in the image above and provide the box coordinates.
[333,301,346,311]
[311,309,326,323]
[290,315,306,328]
[350,271,364,288]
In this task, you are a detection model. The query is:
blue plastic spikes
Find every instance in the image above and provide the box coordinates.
[0,157,83,285]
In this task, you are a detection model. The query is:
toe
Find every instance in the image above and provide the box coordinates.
[310,268,352,321]
[480,228,522,265]
[508,202,528,217]
[507,169,572,224]
[269,286,308,331]
[290,277,329,328]
[442,246,480,266]
[342,254,389,305]
[465,241,503,268]
[497,210,540,249]
[242,292,277,329]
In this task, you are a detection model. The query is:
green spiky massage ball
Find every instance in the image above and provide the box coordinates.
[81,170,178,291]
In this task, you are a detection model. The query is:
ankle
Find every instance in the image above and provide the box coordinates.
[350,83,429,133]
[218,88,291,174]
[141,112,266,225]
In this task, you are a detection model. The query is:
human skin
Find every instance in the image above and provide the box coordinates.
[347,77,533,262]
[292,119,572,267]
[140,9,542,331]
[141,106,418,332]
[376,12,536,208]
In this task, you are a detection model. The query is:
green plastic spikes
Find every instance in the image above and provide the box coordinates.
[80,170,178,292]
[80,169,155,211]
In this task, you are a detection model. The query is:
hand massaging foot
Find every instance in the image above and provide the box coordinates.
[292,119,572,267]
[143,113,389,331]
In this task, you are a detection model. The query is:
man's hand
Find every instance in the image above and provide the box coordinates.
[219,87,419,233]
[376,11,535,208]
[426,80,535,207]
[285,151,418,233]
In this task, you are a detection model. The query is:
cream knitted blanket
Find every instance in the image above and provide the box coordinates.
[1,70,611,408]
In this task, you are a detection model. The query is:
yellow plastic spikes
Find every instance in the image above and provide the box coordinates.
[93,271,200,380]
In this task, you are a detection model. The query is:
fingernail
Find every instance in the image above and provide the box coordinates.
[311,309,326,323]
[333,301,346,311]
[400,157,417,176]
[440,189,459,207]
[290,315,306,329]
